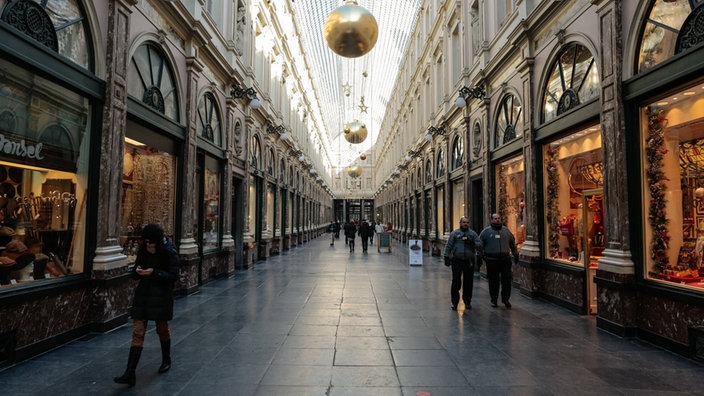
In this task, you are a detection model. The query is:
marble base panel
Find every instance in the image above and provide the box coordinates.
[0,272,134,358]
[594,270,637,335]
[270,238,281,255]
[536,266,585,310]
[258,240,272,259]
[200,252,230,284]
[176,256,200,295]
[282,235,290,250]
[241,242,256,268]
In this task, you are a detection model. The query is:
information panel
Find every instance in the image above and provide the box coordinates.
[377,232,391,253]
[408,240,423,266]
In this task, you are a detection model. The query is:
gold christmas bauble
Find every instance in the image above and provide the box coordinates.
[360,153,367,160]
[343,120,368,144]
[323,1,378,58]
[347,165,363,178]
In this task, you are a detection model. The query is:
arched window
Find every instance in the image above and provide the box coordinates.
[425,159,433,183]
[41,124,76,162]
[0,110,17,133]
[542,43,600,123]
[638,0,703,73]
[128,42,180,121]
[197,92,222,146]
[267,148,275,176]
[0,0,93,70]
[251,137,261,170]
[451,137,463,171]
[436,149,446,178]
[280,159,286,184]
[494,93,522,148]
[472,122,482,160]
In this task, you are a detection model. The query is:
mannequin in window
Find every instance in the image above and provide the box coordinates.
[696,231,704,269]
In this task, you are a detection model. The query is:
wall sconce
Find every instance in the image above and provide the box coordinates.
[405,150,421,162]
[231,83,261,109]
[454,85,486,107]
[267,124,288,140]
[425,125,447,141]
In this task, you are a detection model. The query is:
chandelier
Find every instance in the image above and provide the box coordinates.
[577,161,603,186]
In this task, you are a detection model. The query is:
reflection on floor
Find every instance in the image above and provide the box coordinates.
[1,236,702,395]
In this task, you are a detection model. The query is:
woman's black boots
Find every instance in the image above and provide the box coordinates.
[158,340,171,373]
[114,346,143,386]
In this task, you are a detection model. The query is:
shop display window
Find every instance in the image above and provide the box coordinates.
[201,156,221,251]
[0,61,91,288]
[265,182,275,236]
[248,174,256,237]
[543,126,603,266]
[495,156,525,251]
[435,186,444,238]
[451,179,465,229]
[121,134,177,260]
[642,82,704,288]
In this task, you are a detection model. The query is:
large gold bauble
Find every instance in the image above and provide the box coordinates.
[343,120,368,144]
[347,165,363,178]
[360,153,367,160]
[323,1,378,58]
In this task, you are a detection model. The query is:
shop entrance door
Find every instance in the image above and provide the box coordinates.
[582,188,604,315]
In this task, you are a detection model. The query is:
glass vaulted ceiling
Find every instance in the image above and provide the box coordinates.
[290,0,421,167]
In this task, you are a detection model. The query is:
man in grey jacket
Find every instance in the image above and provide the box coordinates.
[443,216,482,311]
[479,213,519,309]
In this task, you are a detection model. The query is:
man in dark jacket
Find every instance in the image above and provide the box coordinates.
[443,216,482,311]
[114,224,179,386]
[359,220,374,253]
[344,221,357,252]
[479,213,519,309]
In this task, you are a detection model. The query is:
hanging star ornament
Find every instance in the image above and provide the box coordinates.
[359,96,368,113]
[342,82,352,96]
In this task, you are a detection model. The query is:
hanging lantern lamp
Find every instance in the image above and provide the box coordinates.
[323,1,378,58]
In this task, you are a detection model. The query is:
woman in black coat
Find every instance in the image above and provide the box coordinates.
[114,224,179,386]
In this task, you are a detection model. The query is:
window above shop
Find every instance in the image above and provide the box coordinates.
[542,43,599,124]
[436,149,446,178]
[451,137,463,171]
[637,0,703,74]
[197,92,222,146]
[0,0,93,71]
[494,93,522,149]
[128,42,180,122]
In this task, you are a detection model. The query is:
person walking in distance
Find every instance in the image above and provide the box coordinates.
[359,219,373,253]
[344,221,357,252]
[443,216,482,311]
[328,221,337,246]
[114,224,180,386]
[479,213,519,309]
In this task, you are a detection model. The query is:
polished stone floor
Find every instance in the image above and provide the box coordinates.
[1,235,703,395]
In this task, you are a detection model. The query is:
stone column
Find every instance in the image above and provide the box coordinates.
[90,0,136,328]
[594,0,637,335]
[516,44,541,296]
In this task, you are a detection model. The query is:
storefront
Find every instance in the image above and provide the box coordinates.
[0,0,103,364]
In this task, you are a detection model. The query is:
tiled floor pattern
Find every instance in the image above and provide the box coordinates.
[1,235,702,395]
